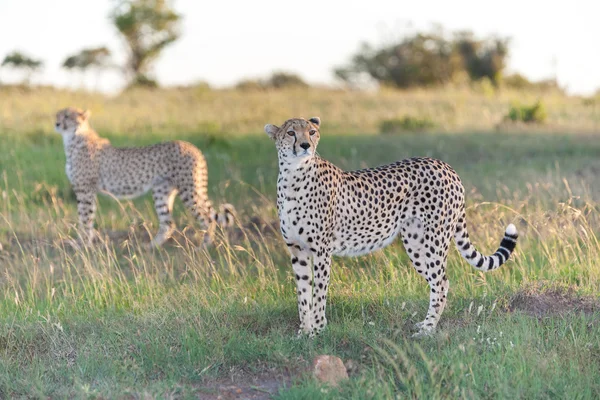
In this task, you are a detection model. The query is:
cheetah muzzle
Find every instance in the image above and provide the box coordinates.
[264,117,518,337]
[54,107,236,247]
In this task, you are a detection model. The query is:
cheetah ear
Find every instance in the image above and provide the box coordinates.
[81,109,92,120]
[264,124,279,139]
[309,117,321,127]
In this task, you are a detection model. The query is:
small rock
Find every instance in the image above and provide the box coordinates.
[312,355,348,387]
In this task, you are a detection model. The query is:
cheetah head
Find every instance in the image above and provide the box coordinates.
[55,107,91,136]
[264,117,321,161]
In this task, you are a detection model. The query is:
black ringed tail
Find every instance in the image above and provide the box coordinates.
[454,211,518,271]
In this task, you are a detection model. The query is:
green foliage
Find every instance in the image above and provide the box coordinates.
[380,116,435,133]
[506,101,547,123]
[62,47,111,71]
[110,0,181,87]
[335,28,509,88]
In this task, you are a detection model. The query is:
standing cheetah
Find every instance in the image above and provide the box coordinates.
[54,107,235,247]
[264,117,518,337]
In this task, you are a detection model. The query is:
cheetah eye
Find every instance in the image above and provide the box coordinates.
[287,131,295,136]
[309,130,317,136]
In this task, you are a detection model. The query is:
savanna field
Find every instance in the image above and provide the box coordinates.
[1,86,600,398]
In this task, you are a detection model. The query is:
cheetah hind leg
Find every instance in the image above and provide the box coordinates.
[148,182,178,248]
[400,217,450,337]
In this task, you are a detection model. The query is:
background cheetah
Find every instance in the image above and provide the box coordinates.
[54,107,235,246]
[264,117,518,336]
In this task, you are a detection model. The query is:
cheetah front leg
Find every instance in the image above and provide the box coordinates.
[74,188,97,245]
[310,251,332,337]
[288,245,314,336]
[149,181,178,247]
[401,217,451,336]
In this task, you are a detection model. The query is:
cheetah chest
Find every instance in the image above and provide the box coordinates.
[277,189,306,243]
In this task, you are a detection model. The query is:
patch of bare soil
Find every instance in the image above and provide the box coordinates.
[195,368,294,400]
[508,283,599,318]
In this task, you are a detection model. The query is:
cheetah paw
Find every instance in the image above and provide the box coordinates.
[412,324,435,338]
[296,326,312,338]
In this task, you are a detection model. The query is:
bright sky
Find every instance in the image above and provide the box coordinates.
[0,0,598,94]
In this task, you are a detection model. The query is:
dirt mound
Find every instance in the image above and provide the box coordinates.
[508,283,599,318]
[196,367,293,400]
[198,376,285,400]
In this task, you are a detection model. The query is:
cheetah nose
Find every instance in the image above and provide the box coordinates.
[55,123,60,127]
[300,142,310,150]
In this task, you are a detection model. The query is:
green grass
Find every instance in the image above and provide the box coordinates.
[1,91,600,398]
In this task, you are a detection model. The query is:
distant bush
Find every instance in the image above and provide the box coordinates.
[380,116,436,134]
[503,73,532,90]
[129,74,158,89]
[503,73,563,93]
[235,79,265,91]
[506,101,547,124]
[582,96,598,107]
[235,72,308,91]
[266,72,308,89]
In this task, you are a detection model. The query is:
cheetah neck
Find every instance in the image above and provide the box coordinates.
[276,156,318,195]
[278,154,315,172]
[61,129,111,163]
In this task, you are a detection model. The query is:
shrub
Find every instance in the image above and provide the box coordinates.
[235,72,308,91]
[129,74,158,89]
[235,79,265,91]
[504,74,563,93]
[266,72,308,89]
[380,116,435,134]
[506,101,547,124]
[503,73,533,90]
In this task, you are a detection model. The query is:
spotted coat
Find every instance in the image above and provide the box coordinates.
[55,107,235,246]
[264,117,518,336]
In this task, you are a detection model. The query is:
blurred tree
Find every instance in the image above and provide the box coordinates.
[110,0,181,88]
[335,29,509,89]
[1,51,43,85]
[454,32,509,86]
[62,47,112,89]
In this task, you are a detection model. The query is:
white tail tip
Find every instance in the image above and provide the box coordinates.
[505,223,518,236]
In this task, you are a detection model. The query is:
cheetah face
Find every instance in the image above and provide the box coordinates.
[264,117,321,160]
[55,107,91,135]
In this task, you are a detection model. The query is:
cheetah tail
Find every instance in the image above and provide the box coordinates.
[212,203,236,228]
[454,214,518,271]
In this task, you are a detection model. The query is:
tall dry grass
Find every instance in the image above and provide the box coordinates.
[1,85,598,136]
